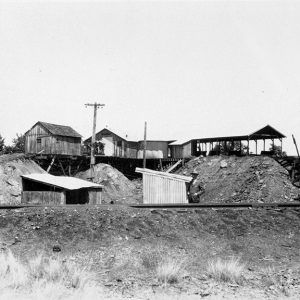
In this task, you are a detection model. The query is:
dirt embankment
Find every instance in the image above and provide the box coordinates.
[0,205,299,299]
[0,154,45,204]
[177,155,299,203]
[76,163,142,204]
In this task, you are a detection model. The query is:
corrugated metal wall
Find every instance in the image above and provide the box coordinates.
[142,173,189,204]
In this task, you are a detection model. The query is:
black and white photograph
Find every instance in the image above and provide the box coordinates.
[0,0,299,299]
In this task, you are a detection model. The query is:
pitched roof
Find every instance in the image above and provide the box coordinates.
[249,124,286,139]
[38,122,82,138]
[22,173,102,190]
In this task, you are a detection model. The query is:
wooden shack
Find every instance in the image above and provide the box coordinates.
[136,168,192,204]
[84,128,134,158]
[21,173,103,205]
[25,121,82,156]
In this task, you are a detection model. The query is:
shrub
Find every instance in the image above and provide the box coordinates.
[207,257,245,284]
[156,257,184,285]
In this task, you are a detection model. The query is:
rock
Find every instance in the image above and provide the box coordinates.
[53,245,61,252]
[220,161,228,168]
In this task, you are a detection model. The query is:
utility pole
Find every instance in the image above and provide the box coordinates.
[143,121,147,168]
[85,102,105,178]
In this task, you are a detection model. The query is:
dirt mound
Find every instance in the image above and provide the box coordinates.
[0,154,46,204]
[178,155,299,203]
[76,163,141,204]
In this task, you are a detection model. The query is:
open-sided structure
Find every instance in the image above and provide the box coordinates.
[21,173,103,205]
[136,168,192,204]
[168,125,286,158]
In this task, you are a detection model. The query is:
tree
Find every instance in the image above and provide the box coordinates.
[0,134,5,153]
[12,133,25,153]
[3,133,25,154]
[213,141,248,155]
[269,144,286,157]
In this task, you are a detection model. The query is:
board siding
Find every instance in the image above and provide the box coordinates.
[25,124,81,155]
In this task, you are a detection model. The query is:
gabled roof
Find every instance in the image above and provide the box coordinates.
[249,124,286,139]
[22,173,102,190]
[84,128,128,143]
[34,121,82,138]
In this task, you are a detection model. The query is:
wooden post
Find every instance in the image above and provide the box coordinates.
[255,140,257,155]
[247,138,249,155]
[280,138,283,155]
[143,121,147,168]
[263,139,265,151]
[292,134,299,158]
[47,155,56,173]
[85,102,105,179]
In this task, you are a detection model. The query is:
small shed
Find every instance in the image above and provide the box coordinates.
[25,121,82,156]
[136,168,192,204]
[21,173,103,205]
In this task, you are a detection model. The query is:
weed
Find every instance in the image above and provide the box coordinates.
[207,257,245,284]
[156,257,184,285]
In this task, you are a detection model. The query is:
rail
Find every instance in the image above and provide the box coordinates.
[0,202,299,210]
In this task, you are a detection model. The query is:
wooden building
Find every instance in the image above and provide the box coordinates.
[168,125,286,158]
[84,128,138,158]
[25,121,82,156]
[136,168,192,204]
[84,128,174,159]
[21,173,102,205]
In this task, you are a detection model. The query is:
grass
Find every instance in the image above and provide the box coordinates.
[139,245,185,285]
[207,257,245,284]
[156,257,184,285]
[0,249,100,300]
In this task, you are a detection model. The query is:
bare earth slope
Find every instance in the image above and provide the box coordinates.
[0,205,299,299]
[0,154,45,204]
[178,155,299,203]
[76,163,141,204]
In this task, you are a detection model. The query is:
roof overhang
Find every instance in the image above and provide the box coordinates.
[21,173,103,190]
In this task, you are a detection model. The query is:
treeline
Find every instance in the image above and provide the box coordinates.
[0,133,25,154]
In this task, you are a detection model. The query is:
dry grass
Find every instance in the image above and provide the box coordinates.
[207,257,245,284]
[0,250,100,300]
[139,245,185,285]
[156,257,184,285]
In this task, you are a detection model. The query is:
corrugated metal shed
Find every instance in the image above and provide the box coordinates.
[136,168,192,204]
[21,173,102,190]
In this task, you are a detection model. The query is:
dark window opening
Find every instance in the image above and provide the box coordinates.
[37,138,41,144]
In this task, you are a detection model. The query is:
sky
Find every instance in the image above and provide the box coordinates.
[0,0,299,155]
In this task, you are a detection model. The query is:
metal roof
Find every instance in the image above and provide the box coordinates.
[136,168,192,182]
[38,122,82,138]
[21,173,103,190]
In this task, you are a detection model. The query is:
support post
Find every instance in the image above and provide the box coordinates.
[255,140,257,155]
[47,156,56,173]
[263,139,265,151]
[143,121,147,168]
[247,137,249,155]
[85,102,105,180]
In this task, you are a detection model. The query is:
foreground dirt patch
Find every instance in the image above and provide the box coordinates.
[177,155,300,203]
[0,205,299,299]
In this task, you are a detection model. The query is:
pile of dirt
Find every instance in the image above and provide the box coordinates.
[0,153,45,204]
[76,163,142,204]
[178,155,300,203]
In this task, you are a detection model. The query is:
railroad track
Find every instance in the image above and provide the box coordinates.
[0,202,299,210]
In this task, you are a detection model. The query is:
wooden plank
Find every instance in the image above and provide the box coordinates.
[165,159,182,173]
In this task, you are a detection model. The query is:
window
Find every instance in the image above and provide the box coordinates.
[37,138,41,144]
